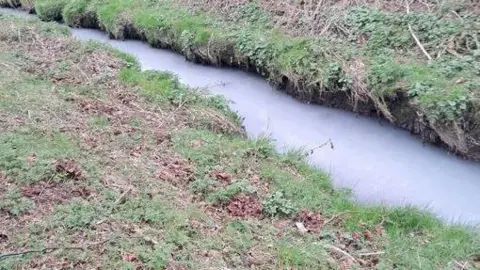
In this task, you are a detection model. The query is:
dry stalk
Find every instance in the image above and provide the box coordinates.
[405,0,432,61]
[325,244,357,263]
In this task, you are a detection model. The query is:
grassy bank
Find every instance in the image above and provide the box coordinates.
[0,13,479,270]
[1,0,480,159]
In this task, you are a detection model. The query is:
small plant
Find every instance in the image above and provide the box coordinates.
[233,2,272,27]
[262,191,296,217]
[189,178,219,198]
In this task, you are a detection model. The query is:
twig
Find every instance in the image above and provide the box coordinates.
[325,244,357,262]
[357,251,385,256]
[454,260,468,270]
[114,187,131,205]
[305,139,334,156]
[0,247,84,260]
[405,0,432,61]
[323,211,351,226]
[0,238,114,260]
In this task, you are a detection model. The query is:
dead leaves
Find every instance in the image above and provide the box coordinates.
[54,158,83,180]
[209,169,231,183]
[295,209,325,234]
[155,157,194,186]
[226,193,263,218]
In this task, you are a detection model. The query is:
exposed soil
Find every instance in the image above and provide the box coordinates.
[209,169,231,184]
[155,156,195,186]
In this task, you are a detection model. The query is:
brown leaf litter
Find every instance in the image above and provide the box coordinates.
[209,169,231,183]
[155,156,195,186]
[295,209,325,234]
[226,193,263,218]
[21,181,92,204]
[54,158,84,180]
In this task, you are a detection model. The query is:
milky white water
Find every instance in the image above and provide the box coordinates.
[2,9,480,223]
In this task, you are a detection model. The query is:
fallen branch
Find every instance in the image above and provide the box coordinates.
[0,239,112,260]
[323,211,351,226]
[454,260,468,270]
[406,0,432,61]
[325,244,357,263]
[357,251,385,256]
[0,247,84,260]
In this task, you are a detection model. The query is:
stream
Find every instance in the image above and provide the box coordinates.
[2,8,480,224]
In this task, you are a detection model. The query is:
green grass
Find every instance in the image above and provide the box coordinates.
[0,11,479,270]
[34,0,67,21]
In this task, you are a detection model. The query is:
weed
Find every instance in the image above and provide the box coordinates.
[262,191,296,217]
[224,220,254,250]
[189,178,219,198]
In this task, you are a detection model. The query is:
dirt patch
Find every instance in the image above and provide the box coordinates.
[295,209,325,234]
[226,193,263,218]
[21,181,91,204]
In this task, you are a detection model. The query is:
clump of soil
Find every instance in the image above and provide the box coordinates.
[54,158,83,180]
[295,209,324,234]
[226,193,263,218]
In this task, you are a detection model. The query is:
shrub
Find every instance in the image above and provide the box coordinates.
[263,191,296,217]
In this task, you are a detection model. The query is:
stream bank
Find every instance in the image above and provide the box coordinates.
[2,0,480,160]
[1,7,480,223]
